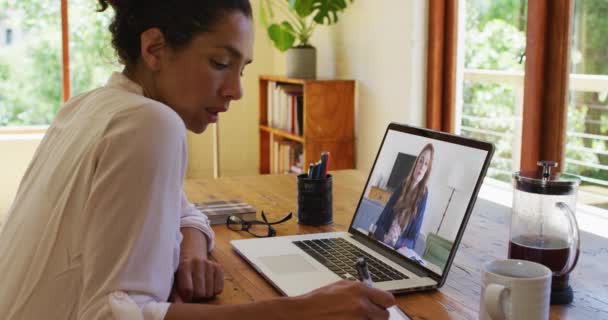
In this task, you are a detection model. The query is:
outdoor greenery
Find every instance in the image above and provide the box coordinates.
[566,0,608,183]
[462,0,526,181]
[0,0,117,126]
[462,0,608,186]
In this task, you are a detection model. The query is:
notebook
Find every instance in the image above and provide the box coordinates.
[231,123,494,298]
[195,200,256,225]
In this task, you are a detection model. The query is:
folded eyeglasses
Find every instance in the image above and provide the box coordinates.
[226,211,292,238]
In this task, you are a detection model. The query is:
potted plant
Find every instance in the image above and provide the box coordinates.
[260,0,353,79]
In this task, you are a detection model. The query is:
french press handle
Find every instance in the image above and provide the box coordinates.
[555,202,581,276]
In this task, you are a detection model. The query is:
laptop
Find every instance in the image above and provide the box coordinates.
[231,123,494,297]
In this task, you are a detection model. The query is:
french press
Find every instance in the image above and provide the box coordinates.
[510,161,581,305]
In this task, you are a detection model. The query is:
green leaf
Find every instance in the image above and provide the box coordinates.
[268,23,297,52]
[310,0,351,25]
[291,0,315,18]
[281,21,296,33]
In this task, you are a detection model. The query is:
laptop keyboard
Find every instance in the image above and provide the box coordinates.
[292,238,409,282]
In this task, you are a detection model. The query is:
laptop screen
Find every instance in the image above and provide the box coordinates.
[350,125,491,277]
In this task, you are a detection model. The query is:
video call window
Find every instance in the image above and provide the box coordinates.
[351,130,488,275]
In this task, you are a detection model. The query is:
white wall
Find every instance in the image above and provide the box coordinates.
[0,135,41,218]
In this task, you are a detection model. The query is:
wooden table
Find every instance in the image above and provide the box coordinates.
[184,170,608,319]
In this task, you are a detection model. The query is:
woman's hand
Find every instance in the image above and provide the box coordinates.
[166,279,396,320]
[384,221,402,246]
[171,255,224,302]
[294,280,396,320]
[171,228,224,302]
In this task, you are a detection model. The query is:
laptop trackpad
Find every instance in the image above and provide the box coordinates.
[259,254,319,274]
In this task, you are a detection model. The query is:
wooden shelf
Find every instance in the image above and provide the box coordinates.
[260,74,355,85]
[259,125,305,143]
[259,75,355,174]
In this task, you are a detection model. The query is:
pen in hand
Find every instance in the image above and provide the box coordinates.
[356,257,374,288]
[355,257,412,320]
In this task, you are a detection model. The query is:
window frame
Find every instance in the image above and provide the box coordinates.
[426,0,458,133]
[61,0,70,102]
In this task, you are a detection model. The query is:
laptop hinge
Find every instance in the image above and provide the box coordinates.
[349,232,441,282]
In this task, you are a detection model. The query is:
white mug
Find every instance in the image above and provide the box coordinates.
[479,259,552,320]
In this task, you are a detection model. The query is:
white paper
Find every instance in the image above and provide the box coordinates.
[389,306,412,320]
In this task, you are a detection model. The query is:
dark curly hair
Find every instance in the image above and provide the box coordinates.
[97,0,252,66]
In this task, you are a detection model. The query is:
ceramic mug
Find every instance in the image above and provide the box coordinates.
[479,259,552,320]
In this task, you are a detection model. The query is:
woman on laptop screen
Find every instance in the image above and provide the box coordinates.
[372,143,434,253]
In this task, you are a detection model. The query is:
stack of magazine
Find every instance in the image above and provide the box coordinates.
[194,200,257,225]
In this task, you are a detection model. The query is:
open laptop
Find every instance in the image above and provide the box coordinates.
[231,123,494,296]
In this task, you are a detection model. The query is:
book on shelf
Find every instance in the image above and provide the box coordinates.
[194,200,257,225]
[295,94,303,135]
[290,165,303,174]
[270,139,303,174]
[266,81,303,135]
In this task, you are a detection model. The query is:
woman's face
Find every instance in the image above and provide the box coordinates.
[152,12,254,133]
[413,150,431,185]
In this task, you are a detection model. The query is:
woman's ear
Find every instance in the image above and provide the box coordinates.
[139,28,166,71]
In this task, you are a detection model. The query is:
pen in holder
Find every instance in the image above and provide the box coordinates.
[297,173,333,225]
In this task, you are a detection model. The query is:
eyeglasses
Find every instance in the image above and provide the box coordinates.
[226,211,292,238]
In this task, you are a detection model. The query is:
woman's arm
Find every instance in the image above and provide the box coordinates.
[78,104,190,319]
[371,185,402,240]
[172,192,224,302]
[165,280,396,320]
[402,189,429,249]
[170,227,224,303]
[179,191,215,251]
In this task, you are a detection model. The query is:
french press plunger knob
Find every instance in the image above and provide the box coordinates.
[537,160,558,180]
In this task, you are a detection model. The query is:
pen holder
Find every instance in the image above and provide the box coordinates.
[297,174,333,225]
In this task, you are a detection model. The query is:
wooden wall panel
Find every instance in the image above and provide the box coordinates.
[520,0,574,172]
[426,0,458,133]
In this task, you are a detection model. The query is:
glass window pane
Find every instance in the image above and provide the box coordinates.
[457,0,527,183]
[0,1,62,126]
[68,0,117,97]
[566,0,608,209]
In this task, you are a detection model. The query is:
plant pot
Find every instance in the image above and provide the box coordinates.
[286,46,316,79]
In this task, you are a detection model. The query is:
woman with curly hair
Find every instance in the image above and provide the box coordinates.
[0,1,394,319]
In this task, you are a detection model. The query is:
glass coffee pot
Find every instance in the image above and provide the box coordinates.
[510,161,581,305]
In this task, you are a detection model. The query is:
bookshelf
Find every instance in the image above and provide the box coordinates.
[259,75,355,174]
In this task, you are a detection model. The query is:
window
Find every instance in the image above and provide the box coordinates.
[0,0,116,128]
[0,1,62,126]
[68,0,117,98]
[457,0,527,182]
[565,0,608,208]
[450,0,608,209]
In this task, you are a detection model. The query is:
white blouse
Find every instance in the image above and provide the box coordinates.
[0,73,215,320]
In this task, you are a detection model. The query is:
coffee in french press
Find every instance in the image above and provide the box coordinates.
[510,161,581,305]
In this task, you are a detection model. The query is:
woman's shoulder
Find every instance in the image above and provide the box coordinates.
[123,100,185,134]
[94,86,186,140]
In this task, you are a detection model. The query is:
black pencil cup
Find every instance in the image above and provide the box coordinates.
[297,174,333,225]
